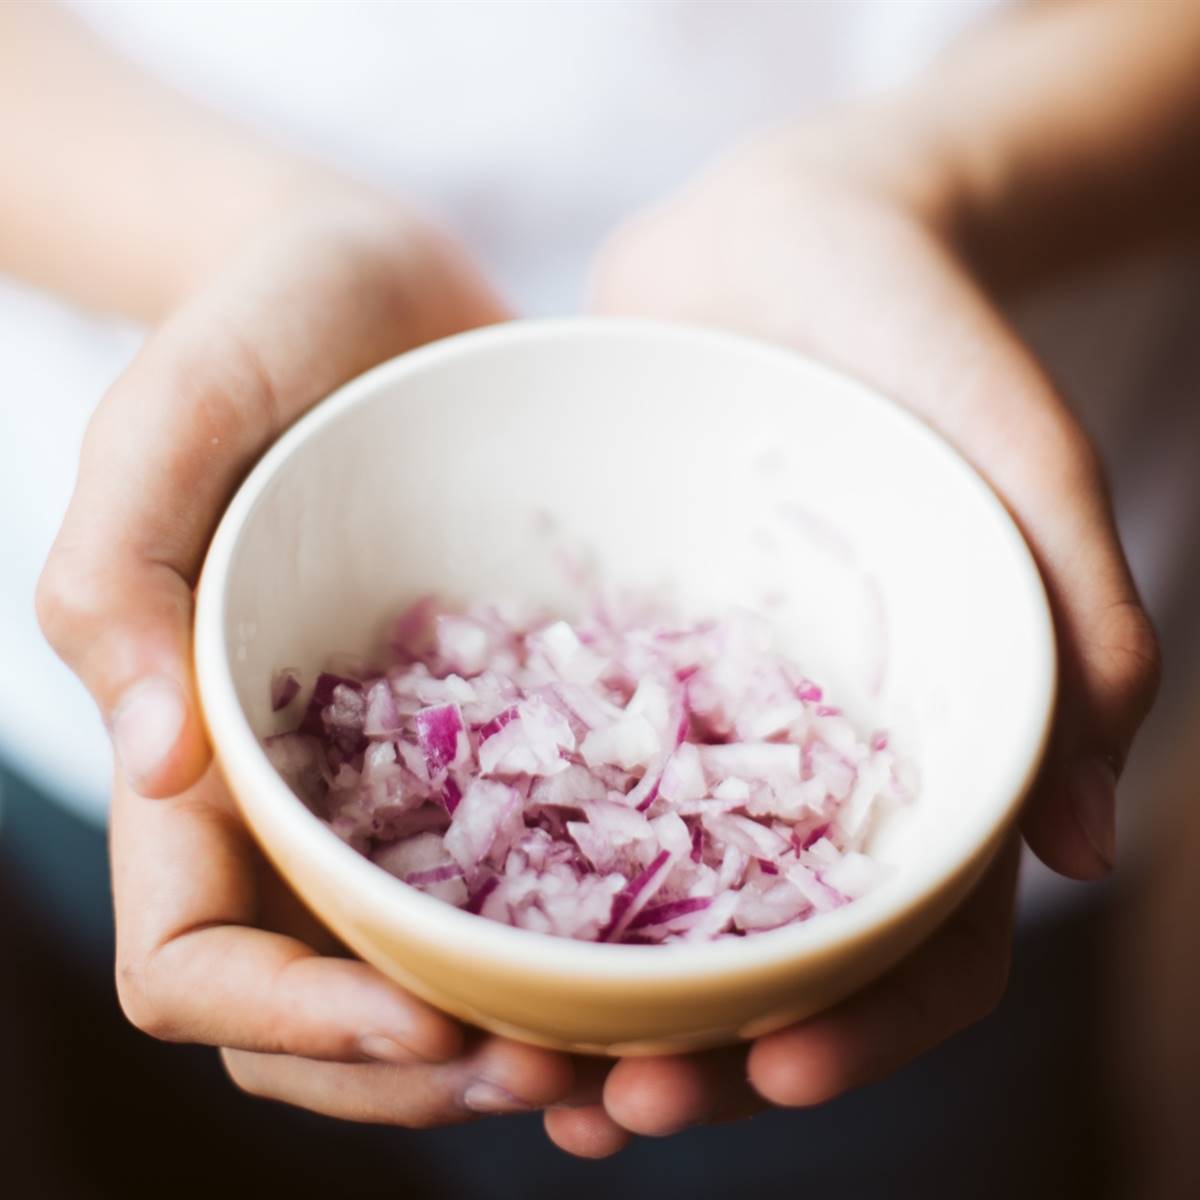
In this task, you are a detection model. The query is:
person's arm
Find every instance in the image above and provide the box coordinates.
[925,0,1200,289]
[552,0,1186,1152]
[0,0,356,320]
[15,2,596,1146]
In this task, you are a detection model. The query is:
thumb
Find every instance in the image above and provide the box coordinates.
[36,312,288,797]
[1013,437,1161,879]
[37,538,206,799]
[1022,585,1161,880]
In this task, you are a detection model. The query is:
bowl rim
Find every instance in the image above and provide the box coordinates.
[194,316,1057,983]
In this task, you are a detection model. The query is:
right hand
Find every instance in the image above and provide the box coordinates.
[556,119,1162,1152]
[38,196,584,1133]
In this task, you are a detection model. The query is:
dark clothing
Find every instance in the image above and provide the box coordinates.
[0,763,1119,1200]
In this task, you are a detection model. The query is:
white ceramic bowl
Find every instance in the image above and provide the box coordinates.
[194,318,1055,1055]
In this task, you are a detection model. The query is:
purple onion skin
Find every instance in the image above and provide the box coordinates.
[477,705,519,743]
[415,704,463,774]
[465,874,499,915]
[298,673,363,738]
[404,863,464,887]
[601,849,670,942]
[629,895,712,931]
[441,776,462,815]
[271,670,301,712]
[800,823,830,851]
[634,777,661,813]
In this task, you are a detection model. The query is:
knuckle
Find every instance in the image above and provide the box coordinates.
[394,1105,464,1131]
[183,346,278,450]
[1106,602,1163,708]
[93,326,280,497]
[220,1049,269,1099]
[114,957,175,1041]
[34,548,100,655]
[152,318,282,451]
[591,215,666,307]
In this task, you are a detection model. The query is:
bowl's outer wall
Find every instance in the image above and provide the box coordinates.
[217,745,1011,1056]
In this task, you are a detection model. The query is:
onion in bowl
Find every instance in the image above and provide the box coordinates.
[264,597,911,945]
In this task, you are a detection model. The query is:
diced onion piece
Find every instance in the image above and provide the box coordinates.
[271,668,301,712]
[364,680,404,737]
[444,780,522,872]
[479,699,574,776]
[580,712,660,771]
[699,743,801,781]
[436,614,493,676]
[414,703,466,776]
[658,743,706,804]
[819,851,884,899]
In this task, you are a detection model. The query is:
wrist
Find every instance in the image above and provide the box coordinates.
[156,165,393,319]
[738,100,979,255]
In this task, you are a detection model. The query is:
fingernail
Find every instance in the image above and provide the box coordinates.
[462,1080,534,1114]
[1071,756,1117,871]
[112,676,186,789]
[359,1033,423,1065]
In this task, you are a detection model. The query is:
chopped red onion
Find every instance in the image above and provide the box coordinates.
[363,680,403,737]
[414,703,466,775]
[270,668,301,712]
[440,776,462,815]
[630,895,713,931]
[601,849,673,942]
[265,599,911,944]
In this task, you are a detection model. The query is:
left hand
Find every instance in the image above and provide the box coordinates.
[544,117,1160,1156]
[39,195,581,1139]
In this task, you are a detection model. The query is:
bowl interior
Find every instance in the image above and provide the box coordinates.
[208,319,1053,958]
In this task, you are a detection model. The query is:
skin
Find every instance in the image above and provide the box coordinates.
[9,0,1197,1164]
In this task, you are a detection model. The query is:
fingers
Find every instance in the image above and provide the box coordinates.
[108,731,583,1135]
[1021,586,1160,879]
[110,767,461,1061]
[543,1107,632,1159]
[222,1035,574,1128]
[596,838,1016,1132]
[854,276,1159,879]
[542,1057,631,1157]
[988,384,1160,880]
[747,836,1020,1106]
[124,925,463,1063]
[895,309,1159,878]
[38,207,507,797]
[603,1047,761,1137]
[924,345,1158,878]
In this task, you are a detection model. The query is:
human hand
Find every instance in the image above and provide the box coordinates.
[542,117,1160,1153]
[110,765,575,1127]
[38,196,577,1129]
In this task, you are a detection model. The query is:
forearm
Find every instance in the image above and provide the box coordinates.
[0,2,363,322]
[907,0,1200,289]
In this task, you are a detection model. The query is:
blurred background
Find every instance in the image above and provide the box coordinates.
[2,2,1197,1197]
